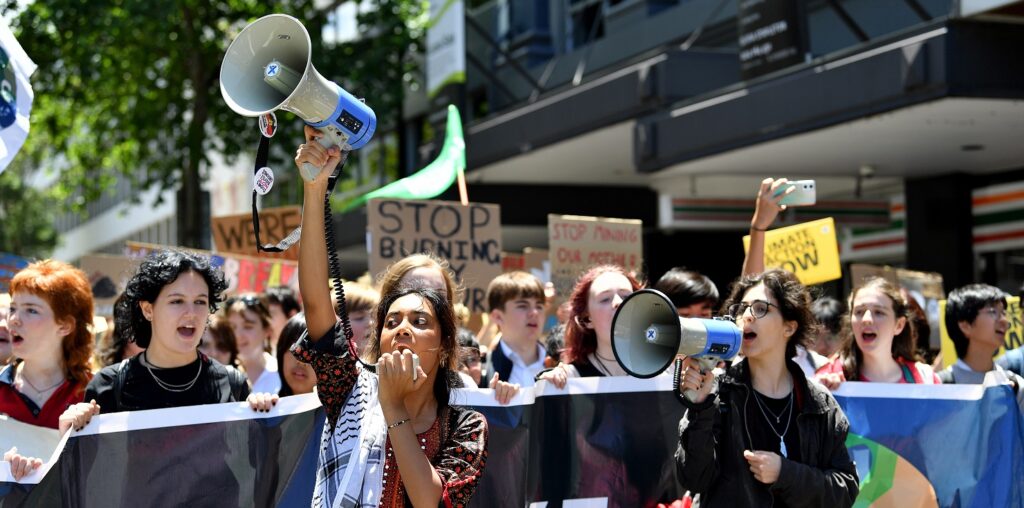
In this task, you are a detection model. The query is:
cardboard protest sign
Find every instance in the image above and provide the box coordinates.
[366,199,502,313]
[939,296,1022,369]
[79,254,138,316]
[743,217,840,285]
[850,264,945,349]
[124,242,298,296]
[212,206,301,261]
[548,215,643,299]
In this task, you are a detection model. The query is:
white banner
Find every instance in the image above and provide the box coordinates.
[426,0,465,98]
[0,17,36,175]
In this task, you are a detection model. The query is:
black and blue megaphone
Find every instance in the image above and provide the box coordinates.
[611,289,741,401]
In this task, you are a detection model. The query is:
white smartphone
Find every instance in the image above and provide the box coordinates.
[777,180,816,207]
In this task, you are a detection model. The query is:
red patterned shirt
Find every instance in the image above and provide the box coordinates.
[292,325,488,507]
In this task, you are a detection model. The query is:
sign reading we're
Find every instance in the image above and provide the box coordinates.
[212,206,301,261]
[743,217,841,285]
[367,198,502,313]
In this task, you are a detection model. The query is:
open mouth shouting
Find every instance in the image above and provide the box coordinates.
[742,328,757,342]
[177,324,199,341]
[9,332,23,347]
[858,330,878,344]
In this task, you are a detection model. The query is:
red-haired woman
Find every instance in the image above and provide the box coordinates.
[1,260,94,479]
[539,265,643,386]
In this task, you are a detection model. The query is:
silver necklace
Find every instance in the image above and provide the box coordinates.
[17,368,65,395]
[752,389,794,458]
[142,352,203,393]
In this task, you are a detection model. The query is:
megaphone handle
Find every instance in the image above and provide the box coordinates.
[681,356,720,403]
[300,127,346,182]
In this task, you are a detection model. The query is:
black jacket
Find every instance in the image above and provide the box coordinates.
[675,359,859,508]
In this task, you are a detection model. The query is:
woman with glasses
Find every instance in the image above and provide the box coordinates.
[225,293,281,394]
[816,277,940,389]
[57,250,250,431]
[675,269,858,507]
[280,127,488,508]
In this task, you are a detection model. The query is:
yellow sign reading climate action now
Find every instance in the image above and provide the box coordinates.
[743,217,841,286]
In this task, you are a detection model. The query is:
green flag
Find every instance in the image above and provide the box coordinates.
[344,104,465,210]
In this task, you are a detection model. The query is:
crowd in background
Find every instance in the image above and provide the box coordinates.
[2,174,1023,508]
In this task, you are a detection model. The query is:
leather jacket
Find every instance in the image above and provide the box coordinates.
[675,358,859,508]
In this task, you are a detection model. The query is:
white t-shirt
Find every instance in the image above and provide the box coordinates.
[251,351,281,394]
[500,340,546,387]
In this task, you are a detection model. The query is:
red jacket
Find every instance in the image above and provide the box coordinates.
[0,362,89,429]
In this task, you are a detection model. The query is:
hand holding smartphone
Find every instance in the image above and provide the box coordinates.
[776,180,816,207]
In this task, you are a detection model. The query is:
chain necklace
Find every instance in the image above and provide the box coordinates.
[592,352,617,376]
[17,368,65,395]
[142,352,203,393]
[752,389,794,458]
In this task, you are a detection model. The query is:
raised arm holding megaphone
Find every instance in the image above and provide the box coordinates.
[220,14,376,182]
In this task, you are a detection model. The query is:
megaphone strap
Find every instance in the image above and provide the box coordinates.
[250,133,347,253]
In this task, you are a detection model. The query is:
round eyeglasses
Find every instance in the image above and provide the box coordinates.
[727,300,779,319]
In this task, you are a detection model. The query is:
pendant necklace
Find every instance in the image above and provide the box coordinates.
[752,389,794,458]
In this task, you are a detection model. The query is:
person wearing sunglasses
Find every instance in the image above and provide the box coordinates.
[938,284,1024,401]
[815,277,940,389]
[675,269,858,508]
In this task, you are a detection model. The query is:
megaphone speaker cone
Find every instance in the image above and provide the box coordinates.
[611,289,680,378]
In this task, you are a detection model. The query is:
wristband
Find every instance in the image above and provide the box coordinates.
[387,418,411,430]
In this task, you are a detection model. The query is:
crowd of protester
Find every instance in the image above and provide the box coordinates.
[3,159,1024,506]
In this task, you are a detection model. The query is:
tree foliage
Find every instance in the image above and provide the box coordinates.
[5,0,425,250]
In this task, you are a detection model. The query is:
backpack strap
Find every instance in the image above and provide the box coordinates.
[114,359,130,410]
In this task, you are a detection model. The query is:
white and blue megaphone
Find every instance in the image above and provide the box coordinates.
[611,289,741,401]
[220,14,376,182]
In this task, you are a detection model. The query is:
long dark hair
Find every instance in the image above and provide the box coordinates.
[721,269,818,360]
[841,277,918,380]
[276,312,308,397]
[371,287,459,415]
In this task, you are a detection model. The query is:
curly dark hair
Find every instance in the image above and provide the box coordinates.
[721,269,819,360]
[370,286,459,416]
[116,250,228,348]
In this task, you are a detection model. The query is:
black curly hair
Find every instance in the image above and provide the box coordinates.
[116,250,228,348]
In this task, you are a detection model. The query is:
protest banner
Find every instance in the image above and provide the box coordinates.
[548,215,643,300]
[4,380,1020,507]
[0,252,30,293]
[850,264,946,350]
[366,198,502,313]
[501,252,525,272]
[939,295,1023,369]
[124,242,297,295]
[743,217,841,285]
[211,206,301,261]
[78,254,138,316]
